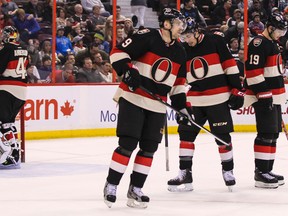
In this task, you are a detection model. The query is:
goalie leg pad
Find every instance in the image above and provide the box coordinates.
[0,123,21,169]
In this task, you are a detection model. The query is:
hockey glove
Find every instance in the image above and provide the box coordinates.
[256,91,273,111]
[228,88,245,110]
[122,63,141,91]
[176,103,194,126]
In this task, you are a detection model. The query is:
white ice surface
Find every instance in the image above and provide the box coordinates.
[1,132,288,215]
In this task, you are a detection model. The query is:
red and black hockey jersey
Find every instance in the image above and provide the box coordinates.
[244,35,286,106]
[0,42,29,101]
[183,33,242,106]
[110,28,187,113]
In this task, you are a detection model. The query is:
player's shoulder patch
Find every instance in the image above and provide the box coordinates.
[253,38,262,47]
[213,31,224,37]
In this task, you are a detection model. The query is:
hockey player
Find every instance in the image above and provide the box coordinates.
[244,13,288,189]
[104,8,189,208]
[0,26,29,169]
[167,17,244,192]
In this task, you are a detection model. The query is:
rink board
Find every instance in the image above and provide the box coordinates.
[22,84,287,139]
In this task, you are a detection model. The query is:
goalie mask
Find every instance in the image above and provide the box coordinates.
[2,26,19,44]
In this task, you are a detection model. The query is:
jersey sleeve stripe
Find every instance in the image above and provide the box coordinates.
[110,50,131,63]
[246,75,265,85]
[245,68,264,78]
[187,86,230,96]
[221,58,237,71]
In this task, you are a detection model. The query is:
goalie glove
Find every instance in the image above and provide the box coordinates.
[122,63,141,91]
[228,88,245,110]
[256,91,273,111]
[176,103,194,126]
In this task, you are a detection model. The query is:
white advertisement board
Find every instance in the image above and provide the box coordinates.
[23,85,288,138]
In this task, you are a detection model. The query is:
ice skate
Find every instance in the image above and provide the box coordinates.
[126,184,149,209]
[222,170,236,192]
[254,169,278,189]
[167,169,193,192]
[268,172,284,186]
[103,181,117,208]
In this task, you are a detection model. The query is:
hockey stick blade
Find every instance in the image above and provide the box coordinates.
[139,86,230,147]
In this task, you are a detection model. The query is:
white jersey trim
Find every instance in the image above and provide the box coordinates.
[0,85,27,100]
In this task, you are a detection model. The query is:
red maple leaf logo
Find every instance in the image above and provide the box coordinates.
[60,100,74,116]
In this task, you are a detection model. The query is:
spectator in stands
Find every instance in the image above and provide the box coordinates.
[226,8,242,28]
[224,21,244,48]
[56,7,67,27]
[1,0,18,17]
[88,5,107,33]
[24,0,44,23]
[211,0,237,25]
[27,38,40,66]
[75,42,109,67]
[92,51,103,71]
[115,26,125,46]
[248,0,268,23]
[130,0,147,27]
[56,25,74,64]
[37,55,52,83]
[42,0,52,24]
[195,0,220,16]
[65,53,76,66]
[56,62,76,83]
[248,12,264,36]
[99,60,112,83]
[73,34,86,55]
[39,39,60,66]
[76,57,104,83]
[181,0,207,28]
[94,31,110,54]
[229,37,239,61]
[27,54,41,83]
[0,9,14,29]
[13,8,40,43]
[81,0,110,17]
[106,5,126,24]
[236,48,244,81]
[123,18,136,38]
[72,4,89,33]
[104,18,113,43]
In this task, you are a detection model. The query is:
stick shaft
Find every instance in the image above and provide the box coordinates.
[139,86,230,146]
[164,119,169,171]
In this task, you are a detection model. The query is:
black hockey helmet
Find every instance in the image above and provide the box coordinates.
[266,12,288,30]
[2,26,19,43]
[158,8,185,28]
[182,17,198,34]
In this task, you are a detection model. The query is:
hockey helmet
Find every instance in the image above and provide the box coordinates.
[1,26,19,43]
[266,12,288,30]
[182,17,198,34]
[158,8,186,28]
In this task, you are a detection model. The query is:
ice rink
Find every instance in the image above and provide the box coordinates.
[1,132,288,215]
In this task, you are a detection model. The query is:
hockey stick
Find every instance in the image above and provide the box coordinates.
[164,119,169,171]
[281,120,288,140]
[139,86,230,147]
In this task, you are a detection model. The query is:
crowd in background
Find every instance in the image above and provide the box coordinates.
[0,0,287,83]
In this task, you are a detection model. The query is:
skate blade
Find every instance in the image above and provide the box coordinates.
[227,186,233,192]
[104,199,114,208]
[126,198,148,209]
[255,181,278,189]
[168,184,193,192]
[278,180,285,186]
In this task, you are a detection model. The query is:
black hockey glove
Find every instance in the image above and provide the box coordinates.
[176,103,194,126]
[228,88,245,110]
[122,63,141,91]
[256,91,273,111]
